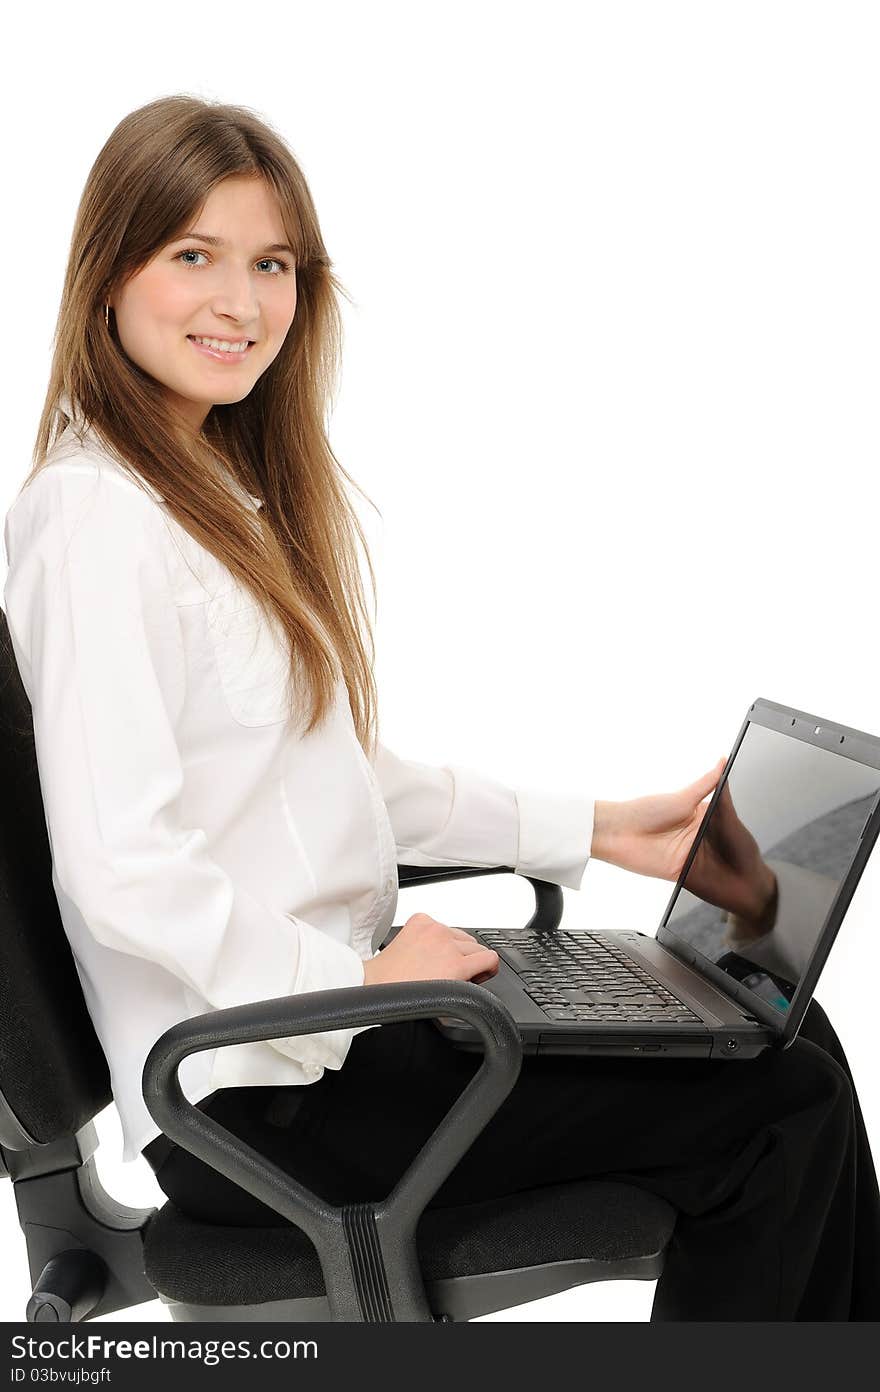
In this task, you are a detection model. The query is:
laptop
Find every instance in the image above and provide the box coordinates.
[431,698,880,1060]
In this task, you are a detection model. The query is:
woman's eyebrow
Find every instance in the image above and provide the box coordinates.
[172,230,295,255]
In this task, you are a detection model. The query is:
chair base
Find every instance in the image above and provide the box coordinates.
[160,1251,665,1322]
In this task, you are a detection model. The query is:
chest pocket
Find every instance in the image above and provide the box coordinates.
[206,584,295,727]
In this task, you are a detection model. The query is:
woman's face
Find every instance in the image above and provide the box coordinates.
[109,175,298,432]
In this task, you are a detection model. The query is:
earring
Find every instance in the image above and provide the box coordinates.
[104,303,110,329]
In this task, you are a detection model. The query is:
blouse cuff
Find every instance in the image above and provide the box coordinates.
[268,925,367,1074]
[514,788,596,891]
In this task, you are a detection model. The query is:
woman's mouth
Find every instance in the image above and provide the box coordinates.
[187,335,255,363]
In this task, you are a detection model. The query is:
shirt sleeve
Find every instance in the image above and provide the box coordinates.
[2,467,365,1075]
[372,740,596,891]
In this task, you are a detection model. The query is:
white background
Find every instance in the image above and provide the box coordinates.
[1,0,878,1323]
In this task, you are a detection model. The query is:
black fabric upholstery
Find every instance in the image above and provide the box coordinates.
[0,607,111,1143]
[143,1181,676,1305]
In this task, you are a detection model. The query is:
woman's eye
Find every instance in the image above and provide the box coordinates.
[175,250,290,274]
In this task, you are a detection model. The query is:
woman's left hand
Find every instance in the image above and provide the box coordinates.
[593,759,778,924]
[593,758,729,883]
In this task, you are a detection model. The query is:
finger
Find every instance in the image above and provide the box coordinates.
[468,950,500,980]
[449,926,480,943]
[458,937,493,955]
[692,757,727,798]
[471,960,500,984]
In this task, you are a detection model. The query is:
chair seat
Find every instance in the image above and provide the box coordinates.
[143,1179,676,1307]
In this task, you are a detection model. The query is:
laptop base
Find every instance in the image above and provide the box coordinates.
[434,927,776,1060]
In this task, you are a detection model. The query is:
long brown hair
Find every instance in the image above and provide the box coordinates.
[26,93,380,760]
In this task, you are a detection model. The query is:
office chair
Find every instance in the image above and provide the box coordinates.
[0,605,676,1322]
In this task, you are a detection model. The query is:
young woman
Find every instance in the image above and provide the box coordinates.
[4,94,878,1320]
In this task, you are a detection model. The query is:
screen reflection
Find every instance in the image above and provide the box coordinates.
[663,723,880,1014]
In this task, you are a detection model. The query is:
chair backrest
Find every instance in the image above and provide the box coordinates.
[0,604,110,1148]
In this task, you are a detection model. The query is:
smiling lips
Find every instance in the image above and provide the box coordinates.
[187,334,255,363]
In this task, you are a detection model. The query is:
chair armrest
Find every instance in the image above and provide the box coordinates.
[142,979,522,1321]
[395,862,564,934]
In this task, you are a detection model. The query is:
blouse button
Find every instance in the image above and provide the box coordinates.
[302,1063,322,1081]
[384,876,395,893]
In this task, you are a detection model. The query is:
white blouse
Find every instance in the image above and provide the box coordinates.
[2,418,595,1163]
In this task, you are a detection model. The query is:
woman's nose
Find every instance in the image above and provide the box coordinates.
[209,273,261,324]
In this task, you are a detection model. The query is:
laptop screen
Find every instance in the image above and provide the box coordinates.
[659,720,880,1018]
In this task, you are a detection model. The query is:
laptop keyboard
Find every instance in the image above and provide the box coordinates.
[478,928,704,1023]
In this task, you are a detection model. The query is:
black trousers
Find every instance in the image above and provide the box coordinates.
[143,997,880,1320]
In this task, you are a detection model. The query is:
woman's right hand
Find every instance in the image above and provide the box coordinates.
[362,913,500,987]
